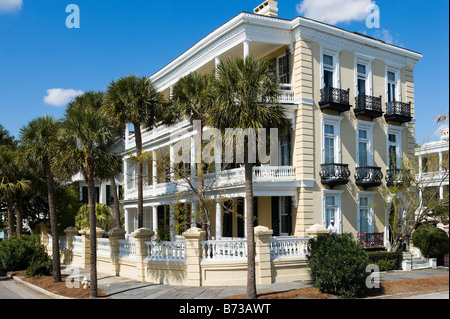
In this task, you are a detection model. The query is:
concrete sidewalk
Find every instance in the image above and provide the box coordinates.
[61,266,449,299]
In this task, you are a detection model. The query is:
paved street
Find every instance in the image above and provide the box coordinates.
[0,276,53,299]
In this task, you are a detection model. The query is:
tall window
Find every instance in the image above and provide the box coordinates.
[359,197,370,233]
[323,54,334,88]
[323,190,343,233]
[387,71,397,102]
[357,64,367,96]
[358,192,374,234]
[324,124,336,164]
[277,54,290,84]
[322,114,342,165]
[279,127,291,166]
[358,129,369,167]
[280,196,292,236]
[324,195,336,228]
[387,126,403,171]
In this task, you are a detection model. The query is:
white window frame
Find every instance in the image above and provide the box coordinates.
[354,55,373,97]
[320,46,340,89]
[385,66,401,102]
[126,159,137,191]
[322,114,343,164]
[323,189,344,234]
[357,191,375,234]
[356,120,375,167]
[276,53,290,84]
[386,125,404,170]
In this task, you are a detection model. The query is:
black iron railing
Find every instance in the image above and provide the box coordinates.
[386,168,410,187]
[357,232,384,249]
[385,101,412,123]
[320,163,351,188]
[354,94,383,118]
[355,166,383,188]
[320,87,350,106]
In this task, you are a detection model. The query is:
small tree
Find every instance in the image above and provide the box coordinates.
[381,155,449,251]
[412,225,449,258]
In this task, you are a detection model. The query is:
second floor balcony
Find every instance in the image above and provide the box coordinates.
[354,94,383,119]
[319,163,351,188]
[355,166,383,189]
[319,87,351,113]
[386,168,410,187]
[384,101,412,123]
[125,166,297,199]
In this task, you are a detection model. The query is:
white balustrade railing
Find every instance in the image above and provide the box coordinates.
[201,239,247,260]
[125,165,296,199]
[145,240,186,261]
[72,236,82,251]
[97,238,111,256]
[118,238,136,259]
[279,84,294,103]
[270,237,310,259]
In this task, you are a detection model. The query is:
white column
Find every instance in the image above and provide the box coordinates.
[190,137,196,177]
[170,144,175,181]
[191,201,197,228]
[170,204,176,241]
[152,206,158,235]
[243,40,250,59]
[125,123,130,150]
[216,201,222,239]
[152,150,157,192]
[124,208,129,234]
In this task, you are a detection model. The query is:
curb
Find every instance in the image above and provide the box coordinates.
[9,275,73,299]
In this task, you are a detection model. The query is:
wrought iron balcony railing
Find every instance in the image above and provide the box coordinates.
[386,168,410,187]
[355,166,383,188]
[354,94,383,119]
[357,232,384,249]
[319,163,351,188]
[385,101,412,123]
[319,87,351,113]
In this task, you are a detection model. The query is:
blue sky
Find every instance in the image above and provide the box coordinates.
[0,0,448,144]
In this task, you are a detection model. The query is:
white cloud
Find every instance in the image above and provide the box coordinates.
[0,0,23,13]
[44,88,84,107]
[296,0,374,25]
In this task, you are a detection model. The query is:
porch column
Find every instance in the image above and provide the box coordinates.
[191,201,197,228]
[170,204,176,241]
[152,205,158,236]
[243,40,250,59]
[152,150,157,192]
[124,208,129,234]
[170,144,175,182]
[215,201,222,239]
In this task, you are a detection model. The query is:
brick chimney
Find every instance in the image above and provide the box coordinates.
[253,1,278,18]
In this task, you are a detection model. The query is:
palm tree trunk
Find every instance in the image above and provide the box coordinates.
[244,161,257,299]
[87,172,98,298]
[110,176,121,229]
[16,190,23,235]
[6,193,14,238]
[46,167,61,282]
[134,123,144,229]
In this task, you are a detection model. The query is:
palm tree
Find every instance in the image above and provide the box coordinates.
[61,91,122,298]
[435,113,449,125]
[19,116,62,282]
[169,72,216,237]
[210,56,288,299]
[105,75,164,229]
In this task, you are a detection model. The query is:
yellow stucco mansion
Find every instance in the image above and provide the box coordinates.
[121,1,422,250]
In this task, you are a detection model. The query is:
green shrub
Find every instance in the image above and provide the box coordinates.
[367,251,402,271]
[25,255,53,277]
[412,225,449,258]
[307,233,370,298]
[0,234,52,273]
